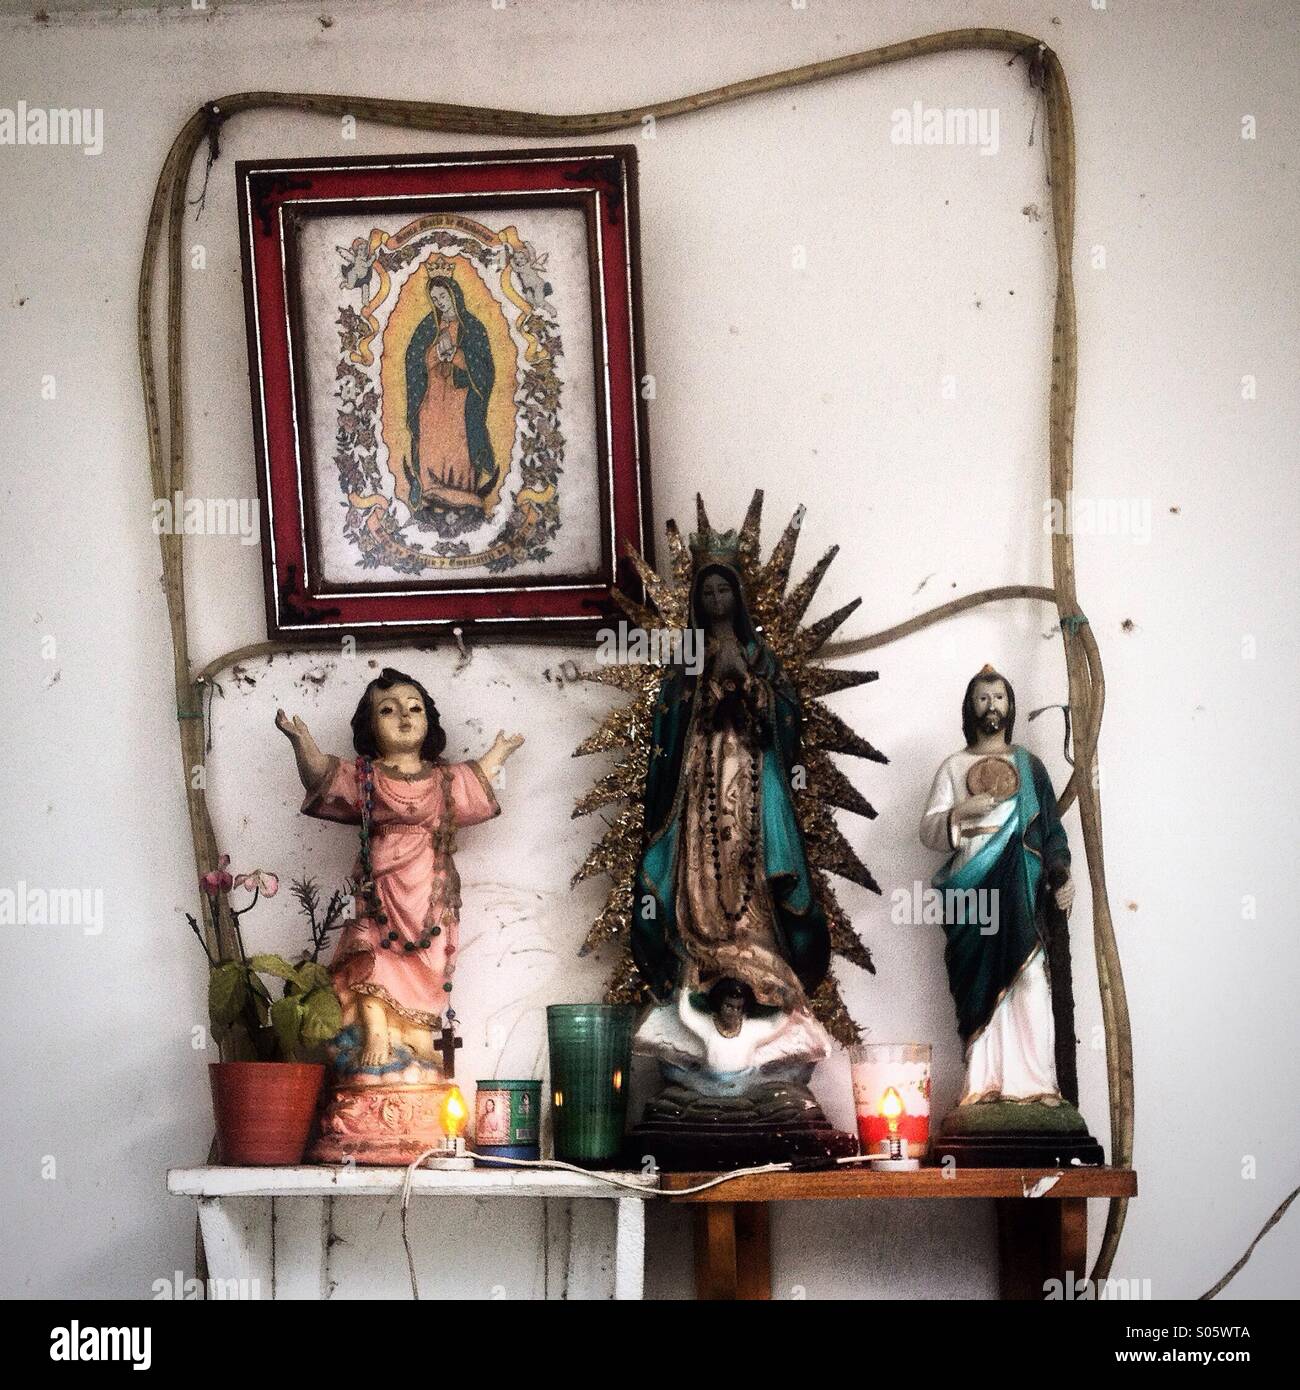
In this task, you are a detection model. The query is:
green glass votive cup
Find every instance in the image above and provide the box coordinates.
[546,1004,635,1168]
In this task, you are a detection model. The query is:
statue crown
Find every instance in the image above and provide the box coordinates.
[688,526,741,568]
[425,254,458,280]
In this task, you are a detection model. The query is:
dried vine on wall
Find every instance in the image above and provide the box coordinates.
[137,29,1133,1284]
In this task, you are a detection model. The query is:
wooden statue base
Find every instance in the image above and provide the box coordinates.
[933,1100,1103,1169]
[308,1081,454,1166]
[629,1120,859,1172]
[932,1133,1104,1168]
[627,1079,858,1172]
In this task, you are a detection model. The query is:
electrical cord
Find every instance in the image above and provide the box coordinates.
[397,1148,882,1299]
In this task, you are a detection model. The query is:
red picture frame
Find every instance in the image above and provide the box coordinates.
[236,147,652,642]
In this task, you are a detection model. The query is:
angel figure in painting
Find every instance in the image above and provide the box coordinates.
[276,667,522,1163]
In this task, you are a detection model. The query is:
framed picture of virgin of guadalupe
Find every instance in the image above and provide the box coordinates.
[236,146,652,641]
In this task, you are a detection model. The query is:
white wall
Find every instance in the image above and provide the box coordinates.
[1,0,1296,1300]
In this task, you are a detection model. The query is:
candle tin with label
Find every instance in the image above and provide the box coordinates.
[473,1079,542,1163]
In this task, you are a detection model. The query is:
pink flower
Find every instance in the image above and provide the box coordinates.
[234,870,280,898]
[200,854,233,898]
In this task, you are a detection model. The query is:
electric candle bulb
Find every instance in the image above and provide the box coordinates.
[880,1086,904,1132]
[442,1085,468,1139]
[427,1084,474,1169]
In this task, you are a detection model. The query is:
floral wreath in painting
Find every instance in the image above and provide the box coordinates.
[332,213,564,576]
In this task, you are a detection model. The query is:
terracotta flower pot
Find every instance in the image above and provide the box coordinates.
[209,1061,326,1166]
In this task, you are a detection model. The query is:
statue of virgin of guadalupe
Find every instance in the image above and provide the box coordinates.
[630,529,840,1105]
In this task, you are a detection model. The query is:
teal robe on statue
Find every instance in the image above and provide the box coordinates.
[933,746,1070,1047]
[631,638,830,1002]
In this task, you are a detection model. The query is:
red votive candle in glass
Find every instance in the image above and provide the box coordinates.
[849,1043,932,1160]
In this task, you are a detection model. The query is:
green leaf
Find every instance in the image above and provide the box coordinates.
[300,988,343,1045]
[209,962,248,1027]
[296,961,332,993]
[247,953,304,986]
[270,994,304,1061]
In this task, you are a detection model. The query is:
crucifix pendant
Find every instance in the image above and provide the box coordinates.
[436,1023,463,1078]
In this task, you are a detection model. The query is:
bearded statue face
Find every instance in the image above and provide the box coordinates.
[962,669,1016,746]
[970,678,1010,738]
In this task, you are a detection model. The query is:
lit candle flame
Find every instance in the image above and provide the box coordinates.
[878,1086,905,1132]
[442,1085,468,1139]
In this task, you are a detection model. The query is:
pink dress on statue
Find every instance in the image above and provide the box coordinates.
[302,755,500,1026]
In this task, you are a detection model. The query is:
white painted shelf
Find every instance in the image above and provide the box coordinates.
[168,1164,651,1300]
[168,1164,656,1200]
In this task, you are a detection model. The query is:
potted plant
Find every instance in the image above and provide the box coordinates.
[190,862,346,1165]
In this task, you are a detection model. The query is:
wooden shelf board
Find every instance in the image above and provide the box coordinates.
[661,1166,1138,1203]
[169,1164,1136,1206]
